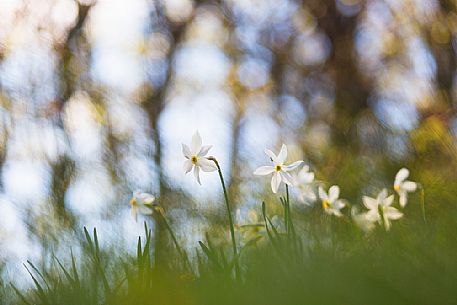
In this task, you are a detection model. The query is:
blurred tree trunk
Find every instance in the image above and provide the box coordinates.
[226,91,245,207]
[144,0,196,268]
[426,1,456,109]
[313,1,371,150]
[49,2,93,229]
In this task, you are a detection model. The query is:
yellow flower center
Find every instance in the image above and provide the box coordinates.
[275,165,282,172]
[130,198,137,206]
[191,156,198,164]
[322,200,330,209]
[394,184,400,192]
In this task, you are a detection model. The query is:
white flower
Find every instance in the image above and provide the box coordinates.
[182,131,217,185]
[130,191,155,221]
[292,165,316,205]
[253,144,304,193]
[394,168,417,207]
[363,189,403,231]
[351,206,376,232]
[318,185,346,217]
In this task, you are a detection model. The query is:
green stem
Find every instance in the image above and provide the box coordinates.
[210,157,239,278]
[420,186,427,224]
[285,185,297,249]
[157,209,192,273]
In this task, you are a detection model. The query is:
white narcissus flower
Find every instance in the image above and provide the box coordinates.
[130,191,155,222]
[363,188,403,231]
[351,206,376,232]
[292,165,316,205]
[394,168,417,207]
[182,131,217,185]
[318,185,346,217]
[253,144,304,193]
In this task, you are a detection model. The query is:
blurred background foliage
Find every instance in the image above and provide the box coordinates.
[1,0,457,293]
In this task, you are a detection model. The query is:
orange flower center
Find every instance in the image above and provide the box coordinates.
[130,198,137,206]
[322,200,330,209]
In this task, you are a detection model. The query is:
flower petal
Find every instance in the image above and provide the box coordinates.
[191,131,202,154]
[277,144,288,164]
[394,168,409,186]
[138,205,153,215]
[318,187,328,201]
[253,166,275,176]
[334,199,346,210]
[182,144,191,158]
[384,207,403,220]
[183,160,193,174]
[271,172,281,193]
[402,181,417,192]
[197,158,217,172]
[264,149,279,163]
[283,160,304,172]
[399,192,408,208]
[365,209,381,222]
[299,171,314,184]
[383,194,394,207]
[198,145,212,157]
[138,193,155,204]
[328,185,340,202]
[131,207,138,222]
[193,166,201,185]
[280,171,293,185]
[362,196,378,210]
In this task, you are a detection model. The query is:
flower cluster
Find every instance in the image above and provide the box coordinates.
[353,168,417,231]
[128,132,418,233]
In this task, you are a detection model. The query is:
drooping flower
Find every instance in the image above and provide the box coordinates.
[292,165,316,205]
[318,185,346,217]
[363,188,403,231]
[253,144,304,193]
[182,131,217,185]
[394,168,417,207]
[130,191,155,221]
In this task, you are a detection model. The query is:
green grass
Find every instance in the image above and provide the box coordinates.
[6,187,457,305]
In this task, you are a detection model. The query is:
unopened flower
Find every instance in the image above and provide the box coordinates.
[292,165,316,205]
[394,168,417,207]
[363,189,403,231]
[254,144,303,193]
[318,185,346,217]
[130,191,155,221]
[182,131,217,185]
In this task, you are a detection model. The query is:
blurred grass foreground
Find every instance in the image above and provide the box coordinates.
[2,0,457,304]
